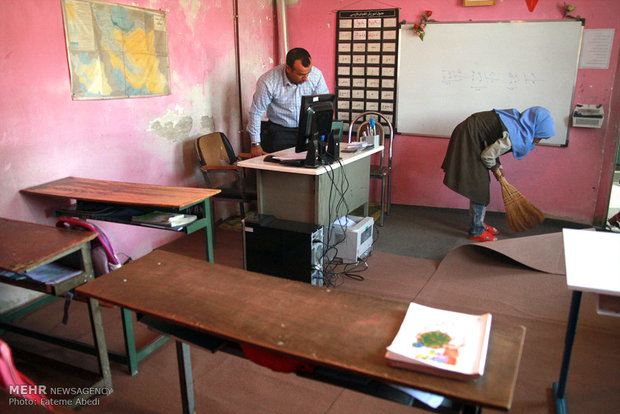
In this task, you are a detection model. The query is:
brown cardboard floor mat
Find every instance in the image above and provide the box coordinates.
[413,232,620,413]
[464,232,567,275]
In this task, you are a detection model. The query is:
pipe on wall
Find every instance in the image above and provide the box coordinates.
[233,0,244,142]
[276,0,288,64]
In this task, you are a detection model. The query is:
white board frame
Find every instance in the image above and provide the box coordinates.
[396,20,584,146]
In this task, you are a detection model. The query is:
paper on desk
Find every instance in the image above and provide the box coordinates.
[272,151,307,161]
[333,216,356,226]
[563,228,620,294]
[346,142,370,149]
[388,384,444,409]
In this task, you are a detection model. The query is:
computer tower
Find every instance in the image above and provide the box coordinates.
[243,215,324,286]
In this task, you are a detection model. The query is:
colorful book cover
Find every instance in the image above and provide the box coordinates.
[385,303,492,380]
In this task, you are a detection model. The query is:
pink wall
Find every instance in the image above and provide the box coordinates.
[0,0,275,264]
[1,0,619,270]
[286,0,620,224]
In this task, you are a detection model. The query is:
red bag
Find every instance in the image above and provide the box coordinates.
[0,339,52,410]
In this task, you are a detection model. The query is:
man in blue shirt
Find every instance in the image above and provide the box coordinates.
[247,48,329,157]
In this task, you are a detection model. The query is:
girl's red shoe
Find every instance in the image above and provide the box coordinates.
[469,229,497,242]
[484,223,500,235]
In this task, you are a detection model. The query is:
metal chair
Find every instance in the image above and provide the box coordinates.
[194,132,256,225]
[347,112,394,226]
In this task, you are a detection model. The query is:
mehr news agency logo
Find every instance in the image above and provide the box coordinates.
[8,384,113,407]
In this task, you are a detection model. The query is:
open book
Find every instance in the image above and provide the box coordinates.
[385,303,492,380]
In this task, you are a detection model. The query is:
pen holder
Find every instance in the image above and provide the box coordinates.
[361,134,380,147]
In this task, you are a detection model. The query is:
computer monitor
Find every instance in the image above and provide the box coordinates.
[295,94,336,154]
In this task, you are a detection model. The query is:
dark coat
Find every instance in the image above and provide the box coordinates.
[441,111,506,205]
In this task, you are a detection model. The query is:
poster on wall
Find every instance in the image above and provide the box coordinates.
[61,0,171,100]
[336,8,399,137]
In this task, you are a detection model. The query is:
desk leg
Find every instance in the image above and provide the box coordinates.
[553,290,582,414]
[176,341,195,414]
[120,308,139,376]
[87,298,113,390]
[203,199,214,263]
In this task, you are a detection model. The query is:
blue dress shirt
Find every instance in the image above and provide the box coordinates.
[247,64,329,144]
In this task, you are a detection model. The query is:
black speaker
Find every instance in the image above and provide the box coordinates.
[327,121,342,161]
[243,215,324,286]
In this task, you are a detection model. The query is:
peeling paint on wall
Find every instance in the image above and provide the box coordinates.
[200,116,215,131]
[148,105,194,142]
[179,0,202,35]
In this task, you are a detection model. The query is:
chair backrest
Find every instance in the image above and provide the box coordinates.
[195,132,237,167]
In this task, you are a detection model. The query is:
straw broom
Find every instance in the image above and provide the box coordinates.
[494,169,544,233]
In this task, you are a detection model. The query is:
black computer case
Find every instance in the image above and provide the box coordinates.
[243,215,324,286]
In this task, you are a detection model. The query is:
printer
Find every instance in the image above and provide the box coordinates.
[329,215,374,263]
[572,104,604,128]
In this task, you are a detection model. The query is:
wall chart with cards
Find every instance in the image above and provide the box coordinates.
[335,8,399,137]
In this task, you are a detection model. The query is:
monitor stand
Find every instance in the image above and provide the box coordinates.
[305,138,327,168]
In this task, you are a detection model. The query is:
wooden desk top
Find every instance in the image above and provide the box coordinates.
[0,218,96,274]
[237,146,383,175]
[21,177,220,209]
[76,249,525,410]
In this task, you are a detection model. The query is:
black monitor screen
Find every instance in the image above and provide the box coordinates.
[295,94,336,153]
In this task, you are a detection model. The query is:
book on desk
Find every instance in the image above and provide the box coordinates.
[0,262,82,285]
[131,211,197,228]
[385,303,492,381]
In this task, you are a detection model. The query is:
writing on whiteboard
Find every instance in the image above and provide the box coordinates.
[441,69,544,91]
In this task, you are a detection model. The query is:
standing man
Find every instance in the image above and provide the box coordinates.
[247,48,329,157]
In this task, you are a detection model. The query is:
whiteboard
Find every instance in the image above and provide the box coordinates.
[396,20,583,146]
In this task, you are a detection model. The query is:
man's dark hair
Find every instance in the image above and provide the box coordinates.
[286,48,311,68]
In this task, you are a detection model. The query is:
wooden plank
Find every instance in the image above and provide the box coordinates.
[0,218,96,274]
[76,249,525,410]
[21,177,220,209]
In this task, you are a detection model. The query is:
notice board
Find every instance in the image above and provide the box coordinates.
[396,20,584,146]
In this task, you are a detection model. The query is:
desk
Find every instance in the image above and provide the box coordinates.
[237,147,382,226]
[21,176,220,262]
[553,229,620,414]
[0,218,112,405]
[76,249,526,413]
[21,176,220,375]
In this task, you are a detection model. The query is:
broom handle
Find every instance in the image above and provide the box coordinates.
[491,165,504,181]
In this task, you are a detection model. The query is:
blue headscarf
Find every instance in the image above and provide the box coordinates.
[494,107,555,159]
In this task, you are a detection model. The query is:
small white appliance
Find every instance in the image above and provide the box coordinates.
[330,215,374,263]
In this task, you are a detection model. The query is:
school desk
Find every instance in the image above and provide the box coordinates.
[0,218,112,406]
[237,146,382,226]
[76,249,526,414]
[21,176,220,375]
[554,229,620,414]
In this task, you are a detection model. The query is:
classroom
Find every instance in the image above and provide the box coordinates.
[1,0,620,413]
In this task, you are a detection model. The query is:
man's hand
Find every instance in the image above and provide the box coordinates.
[250,145,266,158]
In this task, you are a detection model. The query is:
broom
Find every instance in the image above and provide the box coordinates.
[493,168,544,233]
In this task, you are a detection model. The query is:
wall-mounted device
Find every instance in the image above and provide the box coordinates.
[572,104,604,128]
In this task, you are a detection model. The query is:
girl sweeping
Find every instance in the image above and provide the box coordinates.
[441,107,555,242]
